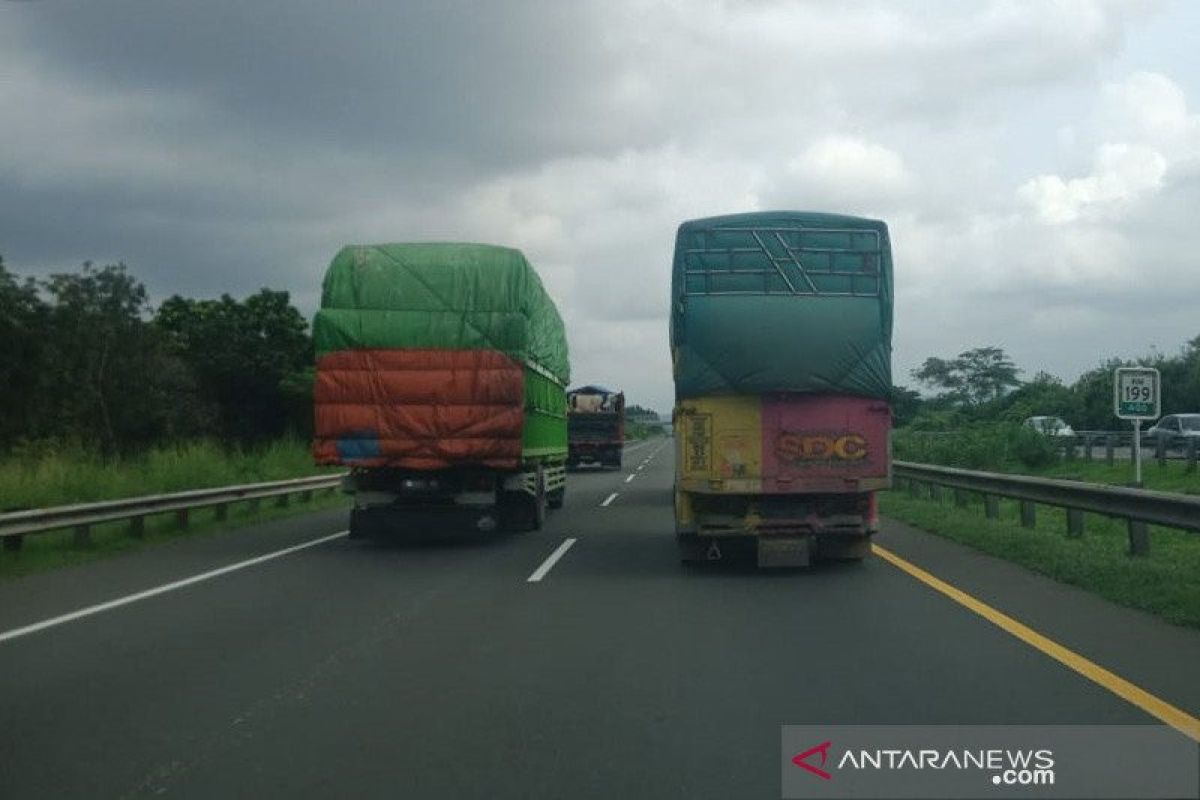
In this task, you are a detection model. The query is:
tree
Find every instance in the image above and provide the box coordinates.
[39,263,195,452]
[912,346,1021,408]
[0,256,50,445]
[997,371,1077,424]
[155,289,312,441]
[889,385,923,427]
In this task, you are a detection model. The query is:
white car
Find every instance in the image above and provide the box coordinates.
[1023,416,1075,437]
[1145,414,1200,445]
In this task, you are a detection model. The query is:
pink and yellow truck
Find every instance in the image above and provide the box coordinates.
[670,212,894,567]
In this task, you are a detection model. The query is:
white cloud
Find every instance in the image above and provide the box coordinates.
[1018,143,1167,223]
[765,137,911,212]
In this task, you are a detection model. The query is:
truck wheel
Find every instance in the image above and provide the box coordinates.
[500,470,546,532]
[532,468,547,529]
[547,486,565,510]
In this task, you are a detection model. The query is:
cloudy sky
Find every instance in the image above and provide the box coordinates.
[3,0,1199,412]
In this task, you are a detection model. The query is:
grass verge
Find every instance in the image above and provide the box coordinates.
[0,438,348,581]
[0,439,337,510]
[1025,459,1200,494]
[880,490,1200,629]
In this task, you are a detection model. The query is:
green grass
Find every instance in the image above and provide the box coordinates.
[0,439,348,580]
[1010,459,1200,495]
[880,488,1200,628]
[0,438,337,511]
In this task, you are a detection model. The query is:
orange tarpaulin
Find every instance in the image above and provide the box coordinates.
[313,349,525,470]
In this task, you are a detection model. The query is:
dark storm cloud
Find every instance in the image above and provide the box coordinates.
[2,0,1195,412]
[15,1,600,160]
[1,1,651,303]
[9,1,632,168]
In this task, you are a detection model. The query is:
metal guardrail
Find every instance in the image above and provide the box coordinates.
[0,473,344,551]
[893,460,1200,556]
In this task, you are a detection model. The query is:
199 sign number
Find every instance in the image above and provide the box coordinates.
[1122,384,1153,401]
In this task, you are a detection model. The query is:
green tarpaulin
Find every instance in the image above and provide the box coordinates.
[315,243,570,384]
[670,211,893,400]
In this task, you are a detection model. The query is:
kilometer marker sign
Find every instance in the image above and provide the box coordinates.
[1114,366,1160,487]
[1114,367,1160,420]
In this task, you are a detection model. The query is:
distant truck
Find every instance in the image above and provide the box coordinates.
[312,243,570,537]
[567,386,625,469]
[670,212,894,567]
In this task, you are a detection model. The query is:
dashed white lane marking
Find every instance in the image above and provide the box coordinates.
[0,530,350,645]
[526,538,577,583]
[625,474,636,483]
[601,493,618,507]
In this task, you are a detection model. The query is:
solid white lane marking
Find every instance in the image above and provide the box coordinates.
[625,474,636,483]
[601,493,618,507]
[526,538,577,583]
[0,531,349,645]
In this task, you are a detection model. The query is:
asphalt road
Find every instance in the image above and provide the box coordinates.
[2,438,1198,798]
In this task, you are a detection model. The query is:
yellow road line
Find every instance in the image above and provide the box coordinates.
[872,543,1200,743]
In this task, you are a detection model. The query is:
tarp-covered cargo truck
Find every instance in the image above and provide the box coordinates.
[670,211,893,567]
[567,386,625,469]
[313,243,570,537]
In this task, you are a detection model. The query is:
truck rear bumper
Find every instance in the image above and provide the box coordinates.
[674,487,875,565]
[676,530,872,566]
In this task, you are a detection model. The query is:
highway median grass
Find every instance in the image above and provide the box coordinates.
[0,439,348,580]
[880,486,1200,629]
[1025,459,1200,494]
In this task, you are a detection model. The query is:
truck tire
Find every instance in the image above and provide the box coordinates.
[532,465,547,529]
[547,485,565,510]
[501,468,546,532]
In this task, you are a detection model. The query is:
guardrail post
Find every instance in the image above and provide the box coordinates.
[1105,435,1114,466]
[1019,501,1036,528]
[3,534,21,552]
[1083,435,1093,463]
[1066,508,1084,538]
[1187,438,1197,473]
[129,516,145,538]
[275,493,290,508]
[1127,520,1150,556]
[984,495,999,519]
[214,503,228,522]
[906,479,919,498]
[928,483,942,502]
[248,498,261,513]
[1156,436,1166,467]
[301,490,313,503]
[953,489,968,508]
[73,524,91,548]
[176,509,190,530]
